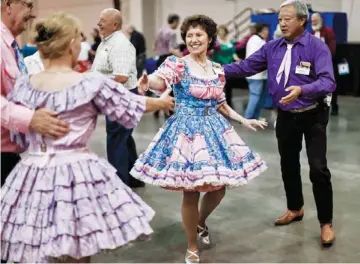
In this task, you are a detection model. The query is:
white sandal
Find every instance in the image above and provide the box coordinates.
[197,225,211,246]
[185,249,200,264]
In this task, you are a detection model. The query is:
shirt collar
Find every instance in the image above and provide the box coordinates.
[1,21,15,47]
[280,30,308,47]
[256,33,264,40]
[102,30,122,42]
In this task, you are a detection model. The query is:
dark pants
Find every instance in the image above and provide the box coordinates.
[106,88,142,187]
[276,104,333,224]
[331,58,339,114]
[224,82,233,108]
[331,90,339,113]
[136,53,146,79]
[1,153,20,263]
[1,152,20,186]
[156,54,171,68]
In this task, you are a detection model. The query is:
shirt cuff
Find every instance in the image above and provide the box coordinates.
[12,106,34,133]
[113,72,130,77]
[300,84,314,98]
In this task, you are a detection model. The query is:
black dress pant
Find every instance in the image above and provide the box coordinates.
[1,153,20,262]
[224,82,233,108]
[105,88,143,188]
[331,58,339,113]
[331,90,339,113]
[1,152,20,187]
[276,104,333,224]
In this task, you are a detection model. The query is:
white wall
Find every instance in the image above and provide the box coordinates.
[156,0,342,25]
[342,0,360,42]
[121,0,143,31]
[34,0,113,40]
[23,0,359,46]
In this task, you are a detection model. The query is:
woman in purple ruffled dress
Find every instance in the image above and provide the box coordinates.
[0,13,174,263]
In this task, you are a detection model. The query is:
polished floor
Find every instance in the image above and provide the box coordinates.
[90,91,360,263]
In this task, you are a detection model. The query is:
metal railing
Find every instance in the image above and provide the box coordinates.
[225,7,253,41]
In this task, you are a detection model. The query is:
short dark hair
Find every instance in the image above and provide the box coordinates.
[180,15,217,50]
[254,23,268,34]
[168,14,180,24]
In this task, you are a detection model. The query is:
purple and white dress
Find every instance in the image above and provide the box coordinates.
[0,73,154,263]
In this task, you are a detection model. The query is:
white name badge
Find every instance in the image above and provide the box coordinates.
[295,66,310,75]
[338,62,350,75]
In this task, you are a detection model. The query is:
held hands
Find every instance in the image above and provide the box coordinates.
[280,86,302,105]
[29,109,69,139]
[240,118,268,132]
[137,73,149,95]
[159,89,175,116]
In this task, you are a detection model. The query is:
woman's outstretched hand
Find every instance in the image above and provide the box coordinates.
[241,118,268,132]
[137,73,149,95]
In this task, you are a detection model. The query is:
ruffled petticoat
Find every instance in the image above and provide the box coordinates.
[131,111,267,192]
[0,149,154,263]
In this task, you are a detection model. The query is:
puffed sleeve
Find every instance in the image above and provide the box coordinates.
[152,55,185,92]
[93,78,146,129]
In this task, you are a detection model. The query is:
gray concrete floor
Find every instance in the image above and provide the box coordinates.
[90,91,360,263]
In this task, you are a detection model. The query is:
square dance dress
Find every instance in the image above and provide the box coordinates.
[131,56,267,192]
[0,73,154,263]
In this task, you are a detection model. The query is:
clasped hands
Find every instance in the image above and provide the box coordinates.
[137,73,150,96]
[137,73,174,115]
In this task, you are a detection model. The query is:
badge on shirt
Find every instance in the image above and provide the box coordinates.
[295,61,311,75]
[338,61,350,75]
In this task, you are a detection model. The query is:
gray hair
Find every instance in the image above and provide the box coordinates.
[281,0,309,22]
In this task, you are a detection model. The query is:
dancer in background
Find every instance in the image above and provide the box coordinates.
[92,8,144,188]
[89,28,101,62]
[153,13,182,118]
[74,32,92,72]
[0,12,174,263]
[244,23,269,120]
[211,25,241,107]
[132,15,267,263]
[311,12,338,116]
[124,25,147,79]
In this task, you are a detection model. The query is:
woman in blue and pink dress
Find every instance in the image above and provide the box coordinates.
[0,13,175,263]
[131,15,268,263]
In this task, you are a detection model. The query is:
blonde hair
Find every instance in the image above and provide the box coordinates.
[34,12,80,59]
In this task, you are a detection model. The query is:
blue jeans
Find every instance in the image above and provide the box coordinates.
[106,88,138,186]
[245,79,267,119]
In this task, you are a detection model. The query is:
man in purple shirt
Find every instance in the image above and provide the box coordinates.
[224,0,335,246]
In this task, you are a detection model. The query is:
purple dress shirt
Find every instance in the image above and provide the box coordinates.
[224,31,336,111]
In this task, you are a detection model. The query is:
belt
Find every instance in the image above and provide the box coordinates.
[288,103,318,113]
[21,146,90,167]
[176,105,217,116]
[26,144,88,154]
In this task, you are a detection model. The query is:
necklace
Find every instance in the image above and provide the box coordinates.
[191,57,208,72]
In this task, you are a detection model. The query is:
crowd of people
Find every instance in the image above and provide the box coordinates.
[1,0,337,263]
